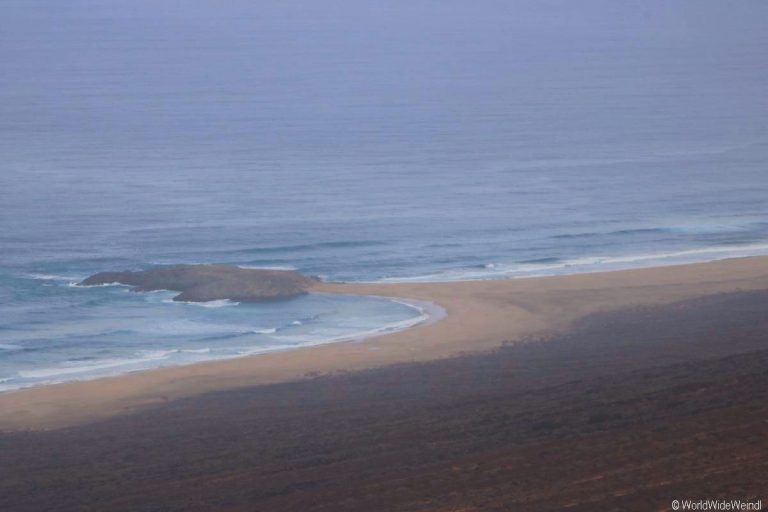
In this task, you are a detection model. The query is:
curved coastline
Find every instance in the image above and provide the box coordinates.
[0,294,446,395]
[3,255,768,431]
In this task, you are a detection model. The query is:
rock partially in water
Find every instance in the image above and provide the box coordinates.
[81,265,319,302]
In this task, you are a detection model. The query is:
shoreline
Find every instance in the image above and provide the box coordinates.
[3,255,768,431]
[8,285,768,510]
[0,295,446,395]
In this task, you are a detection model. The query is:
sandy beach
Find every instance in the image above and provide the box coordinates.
[4,259,768,511]
[3,255,768,431]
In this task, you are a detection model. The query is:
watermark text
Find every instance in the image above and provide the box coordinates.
[671,499,762,511]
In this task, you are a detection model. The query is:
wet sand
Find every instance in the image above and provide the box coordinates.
[3,256,768,431]
[2,288,768,511]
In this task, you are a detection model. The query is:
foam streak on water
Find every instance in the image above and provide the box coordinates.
[0,288,430,392]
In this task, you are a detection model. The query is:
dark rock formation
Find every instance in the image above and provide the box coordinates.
[81,265,318,302]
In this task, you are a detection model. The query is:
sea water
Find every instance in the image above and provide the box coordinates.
[2,0,768,390]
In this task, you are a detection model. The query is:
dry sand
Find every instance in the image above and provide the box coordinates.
[2,255,768,431]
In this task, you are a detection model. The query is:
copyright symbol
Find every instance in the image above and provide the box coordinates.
[672,500,680,510]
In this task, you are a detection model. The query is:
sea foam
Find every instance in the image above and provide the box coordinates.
[378,242,768,283]
[162,298,241,308]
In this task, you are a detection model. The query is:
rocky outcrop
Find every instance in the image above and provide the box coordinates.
[81,265,318,302]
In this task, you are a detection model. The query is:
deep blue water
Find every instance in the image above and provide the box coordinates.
[2,0,768,390]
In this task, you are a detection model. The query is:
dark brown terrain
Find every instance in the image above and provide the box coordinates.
[2,291,768,511]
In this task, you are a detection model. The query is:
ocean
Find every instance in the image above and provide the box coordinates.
[2,0,768,390]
